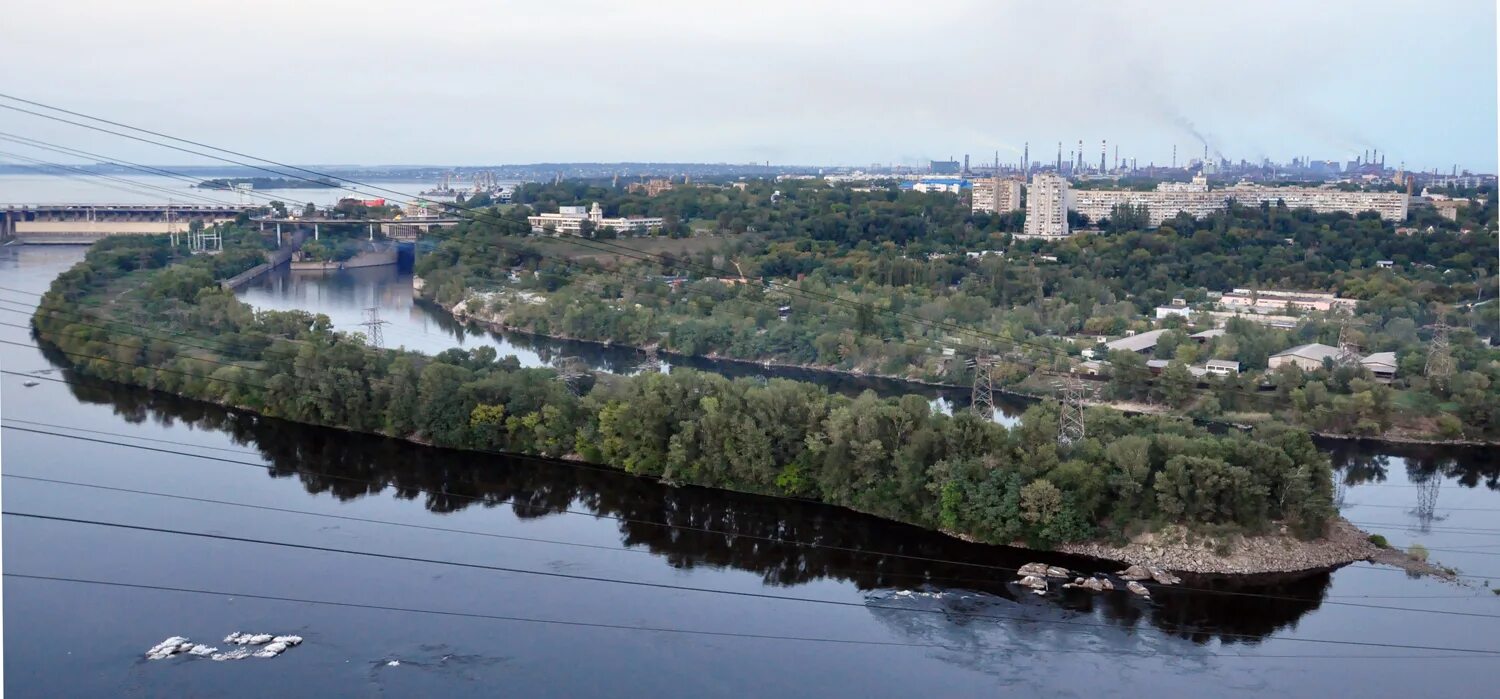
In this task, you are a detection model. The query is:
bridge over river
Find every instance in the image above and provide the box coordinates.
[2,204,465,245]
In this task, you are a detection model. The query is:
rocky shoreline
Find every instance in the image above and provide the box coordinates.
[1056,517,1457,580]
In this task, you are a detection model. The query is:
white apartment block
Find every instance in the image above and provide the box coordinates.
[528,202,664,236]
[1041,173,1409,229]
[1022,173,1070,237]
[971,177,1023,215]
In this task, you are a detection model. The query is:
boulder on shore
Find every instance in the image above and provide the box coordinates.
[1063,576,1115,593]
[1149,568,1182,585]
[1018,562,1072,578]
[1017,563,1050,577]
[1126,581,1151,598]
[1116,564,1152,581]
[1017,575,1048,591]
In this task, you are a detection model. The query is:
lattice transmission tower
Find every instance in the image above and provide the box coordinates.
[968,352,997,420]
[1412,474,1442,534]
[360,306,389,349]
[553,356,591,396]
[1055,375,1088,446]
[1425,321,1454,380]
[1336,321,1362,366]
[638,345,663,374]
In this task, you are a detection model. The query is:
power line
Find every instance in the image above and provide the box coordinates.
[9,573,1485,660]
[6,416,1500,601]
[0,472,1005,588]
[9,511,1500,654]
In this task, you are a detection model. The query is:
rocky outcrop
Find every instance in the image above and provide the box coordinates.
[1060,518,1382,576]
[149,632,304,661]
[1017,562,1070,578]
[1063,576,1114,592]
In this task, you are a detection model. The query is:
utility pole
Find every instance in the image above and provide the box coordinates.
[360,306,389,349]
[1056,375,1087,446]
[968,352,997,420]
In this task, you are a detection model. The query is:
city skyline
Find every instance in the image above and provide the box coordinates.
[1,0,1496,172]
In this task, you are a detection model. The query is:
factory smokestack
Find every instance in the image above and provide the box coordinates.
[1056,142,1062,171]
[1100,140,1106,173]
[1172,145,1177,169]
[1023,142,1029,176]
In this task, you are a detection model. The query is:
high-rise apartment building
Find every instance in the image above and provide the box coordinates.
[1022,173,1069,237]
[970,177,1023,215]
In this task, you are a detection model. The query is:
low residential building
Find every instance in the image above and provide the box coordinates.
[1431,198,1468,221]
[1204,310,1299,329]
[1204,359,1241,376]
[1156,305,1192,319]
[1190,328,1226,342]
[1104,328,1168,355]
[1220,288,1358,315]
[1361,351,1398,382]
[528,202,664,236]
[1268,343,1342,371]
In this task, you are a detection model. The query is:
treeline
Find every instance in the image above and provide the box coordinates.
[35,232,1337,546]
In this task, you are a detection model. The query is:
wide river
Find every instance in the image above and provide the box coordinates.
[4,245,1499,697]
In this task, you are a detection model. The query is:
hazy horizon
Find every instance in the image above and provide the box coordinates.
[2,0,1496,173]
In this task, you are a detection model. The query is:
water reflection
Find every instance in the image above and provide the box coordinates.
[52,361,1334,644]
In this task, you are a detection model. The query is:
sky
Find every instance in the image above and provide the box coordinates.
[2,0,1497,172]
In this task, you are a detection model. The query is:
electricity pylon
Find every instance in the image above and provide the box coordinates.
[1055,375,1088,446]
[360,306,388,349]
[1425,321,1454,380]
[968,352,997,420]
[639,345,663,374]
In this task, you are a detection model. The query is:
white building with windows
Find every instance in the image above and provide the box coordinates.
[1040,173,1410,229]
[971,177,1023,215]
[1022,173,1070,237]
[528,202,664,236]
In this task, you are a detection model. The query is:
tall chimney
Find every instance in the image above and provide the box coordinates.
[1023,142,1029,176]
[1172,145,1177,169]
[1056,142,1062,171]
[1100,140,1107,173]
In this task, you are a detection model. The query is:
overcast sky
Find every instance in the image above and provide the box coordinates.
[3,0,1496,171]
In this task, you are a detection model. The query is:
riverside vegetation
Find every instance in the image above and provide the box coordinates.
[414,179,1499,440]
[34,231,1339,555]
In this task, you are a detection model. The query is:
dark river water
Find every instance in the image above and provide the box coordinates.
[4,246,1499,697]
